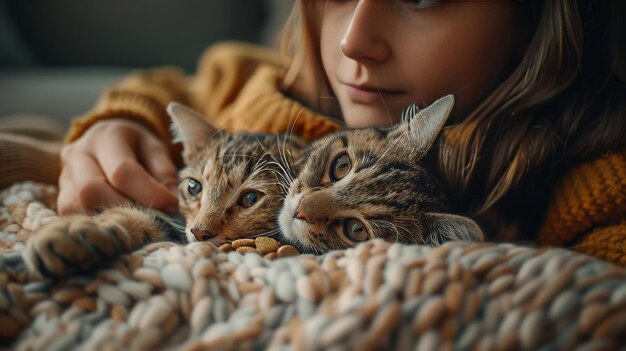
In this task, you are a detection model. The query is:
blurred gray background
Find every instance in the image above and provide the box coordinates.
[0,0,292,128]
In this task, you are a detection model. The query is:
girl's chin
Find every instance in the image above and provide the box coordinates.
[341,105,401,128]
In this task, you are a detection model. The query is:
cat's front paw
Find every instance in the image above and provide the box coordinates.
[24,216,131,278]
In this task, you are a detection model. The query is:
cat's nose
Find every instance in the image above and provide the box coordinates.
[295,206,328,224]
[190,227,216,241]
[295,207,312,222]
[295,191,338,225]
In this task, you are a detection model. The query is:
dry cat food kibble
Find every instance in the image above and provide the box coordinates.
[218,237,300,259]
[1,182,626,350]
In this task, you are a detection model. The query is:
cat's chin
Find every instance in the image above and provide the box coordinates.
[278,218,319,254]
[280,217,309,241]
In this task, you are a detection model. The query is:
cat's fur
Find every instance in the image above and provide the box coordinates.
[24,103,304,277]
[25,96,483,277]
[279,95,483,253]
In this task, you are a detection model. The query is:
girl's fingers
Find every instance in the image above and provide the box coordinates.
[139,136,178,194]
[57,154,127,215]
[95,138,178,212]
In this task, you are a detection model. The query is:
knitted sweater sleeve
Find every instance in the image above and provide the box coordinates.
[537,150,626,265]
[64,66,191,156]
[64,42,334,157]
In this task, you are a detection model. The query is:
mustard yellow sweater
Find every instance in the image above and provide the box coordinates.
[66,42,626,266]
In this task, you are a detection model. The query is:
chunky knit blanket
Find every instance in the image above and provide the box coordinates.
[1,182,625,350]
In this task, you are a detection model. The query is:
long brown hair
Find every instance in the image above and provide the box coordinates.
[279,0,626,236]
[279,1,340,117]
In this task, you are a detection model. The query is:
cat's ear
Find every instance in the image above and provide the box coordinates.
[424,212,484,245]
[166,102,219,162]
[391,94,455,154]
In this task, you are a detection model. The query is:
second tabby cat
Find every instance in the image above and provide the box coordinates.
[279,95,484,253]
[24,103,305,277]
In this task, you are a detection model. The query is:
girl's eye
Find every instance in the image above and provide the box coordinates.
[344,218,368,242]
[187,179,202,197]
[404,0,437,10]
[330,153,352,182]
[240,191,260,208]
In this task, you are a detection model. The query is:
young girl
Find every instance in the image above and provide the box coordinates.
[57,1,626,263]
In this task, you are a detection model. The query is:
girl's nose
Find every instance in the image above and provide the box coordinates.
[340,1,391,63]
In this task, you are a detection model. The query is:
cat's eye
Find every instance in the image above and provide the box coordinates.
[240,191,260,208]
[344,218,368,242]
[331,153,351,182]
[187,179,202,197]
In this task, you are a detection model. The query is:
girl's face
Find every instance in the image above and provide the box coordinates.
[320,0,532,127]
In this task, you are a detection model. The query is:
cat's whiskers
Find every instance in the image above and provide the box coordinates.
[221,153,289,216]
[268,174,291,195]
[264,161,292,184]
[301,237,324,255]
[565,240,599,251]
[246,132,273,156]
[272,135,296,184]
[264,161,296,191]
[328,237,352,252]
[287,107,304,145]
[247,228,281,239]
[283,111,304,174]
[209,128,228,140]
[371,220,403,243]
[253,162,292,194]
[278,145,295,183]
[264,149,295,184]
[217,153,258,161]
[401,103,420,124]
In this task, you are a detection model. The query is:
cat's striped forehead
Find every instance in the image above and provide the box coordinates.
[178,131,306,244]
[185,132,293,174]
[303,128,404,181]
[299,127,447,213]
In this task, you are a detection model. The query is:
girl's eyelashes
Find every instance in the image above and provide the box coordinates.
[330,152,352,182]
[325,0,437,9]
[404,0,438,10]
[186,178,202,197]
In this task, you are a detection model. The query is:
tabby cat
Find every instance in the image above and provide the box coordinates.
[24,103,305,277]
[278,95,484,253]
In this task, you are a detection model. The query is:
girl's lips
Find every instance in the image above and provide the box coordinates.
[343,83,404,104]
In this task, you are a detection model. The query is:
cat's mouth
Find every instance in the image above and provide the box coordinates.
[283,218,310,241]
[185,228,226,246]
[279,217,328,254]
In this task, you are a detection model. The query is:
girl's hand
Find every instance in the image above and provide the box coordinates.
[57,119,179,215]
